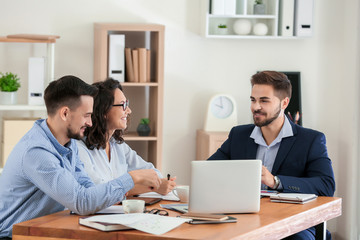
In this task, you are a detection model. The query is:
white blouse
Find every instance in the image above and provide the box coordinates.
[77,138,162,185]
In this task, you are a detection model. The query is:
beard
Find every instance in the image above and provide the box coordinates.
[66,126,85,140]
[253,104,281,127]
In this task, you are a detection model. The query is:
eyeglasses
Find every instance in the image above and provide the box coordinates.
[144,208,169,216]
[112,99,129,111]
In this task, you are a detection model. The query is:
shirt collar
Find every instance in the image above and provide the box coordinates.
[250,116,294,147]
[37,119,73,155]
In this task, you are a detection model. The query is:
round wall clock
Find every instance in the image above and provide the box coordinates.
[204,94,238,132]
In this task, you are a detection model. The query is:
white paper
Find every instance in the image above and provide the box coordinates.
[85,213,189,235]
[138,191,180,201]
[96,205,124,214]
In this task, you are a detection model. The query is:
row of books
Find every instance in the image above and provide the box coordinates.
[125,47,151,83]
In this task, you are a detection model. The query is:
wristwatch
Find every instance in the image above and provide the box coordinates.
[273,176,280,189]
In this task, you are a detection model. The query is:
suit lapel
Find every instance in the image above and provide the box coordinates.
[272,121,298,174]
[246,138,258,159]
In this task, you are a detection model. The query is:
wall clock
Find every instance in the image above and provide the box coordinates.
[204,94,238,132]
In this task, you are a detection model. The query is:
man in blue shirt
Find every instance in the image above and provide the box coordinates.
[0,75,161,239]
[209,71,335,239]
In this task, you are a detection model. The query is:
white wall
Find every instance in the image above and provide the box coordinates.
[0,0,359,238]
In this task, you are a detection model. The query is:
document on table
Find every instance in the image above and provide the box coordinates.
[84,213,189,235]
[137,191,180,201]
[96,205,124,214]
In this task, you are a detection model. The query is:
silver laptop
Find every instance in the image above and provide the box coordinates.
[188,160,262,214]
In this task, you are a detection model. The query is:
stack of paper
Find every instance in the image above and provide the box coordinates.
[79,213,190,235]
[137,191,180,201]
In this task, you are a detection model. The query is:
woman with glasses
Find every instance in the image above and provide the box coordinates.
[77,78,176,195]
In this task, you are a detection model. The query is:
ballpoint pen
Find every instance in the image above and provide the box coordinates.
[167,174,170,180]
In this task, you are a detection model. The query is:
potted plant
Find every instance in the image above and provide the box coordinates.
[0,72,21,105]
[254,0,266,15]
[216,24,228,35]
[137,118,151,136]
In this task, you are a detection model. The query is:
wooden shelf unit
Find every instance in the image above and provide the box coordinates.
[93,23,164,170]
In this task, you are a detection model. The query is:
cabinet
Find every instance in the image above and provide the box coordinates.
[94,23,164,170]
[196,129,228,160]
[202,0,294,39]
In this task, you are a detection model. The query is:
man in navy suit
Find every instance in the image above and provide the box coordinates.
[209,71,335,239]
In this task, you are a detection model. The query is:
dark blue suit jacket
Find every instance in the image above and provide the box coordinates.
[208,120,335,196]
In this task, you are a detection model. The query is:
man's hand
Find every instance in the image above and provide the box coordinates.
[128,169,161,190]
[261,165,275,188]
[156,177,177,195]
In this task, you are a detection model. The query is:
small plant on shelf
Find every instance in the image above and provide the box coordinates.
[218,24,227,29]
[255,0,263,4]
[137,118,151,136]
[0,72,21,92]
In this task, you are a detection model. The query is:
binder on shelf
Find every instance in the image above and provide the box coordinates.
[146,49,151,82]
[28,57,45,106]
[279,0,295,37]
[294,0,314,37]
[224,0,236,15]
[211,0,225,15]
[124,48,135,82]
[138,48,147,83]
[108,34,125,82]
[132,49,139,82]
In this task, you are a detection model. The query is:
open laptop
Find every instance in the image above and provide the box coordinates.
[188,160,262,214]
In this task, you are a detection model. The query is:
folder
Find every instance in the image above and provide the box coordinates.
[132,49,139,82]
[279,0,295,37]
[211,0,225,15]
[294,0,314,37]
[138,48,147,83]
[124,48,135,82]
[224,0,236,15]
[108,34,125,82]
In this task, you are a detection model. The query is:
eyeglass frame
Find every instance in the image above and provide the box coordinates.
[143,208,169,216]
[112,99,129,111]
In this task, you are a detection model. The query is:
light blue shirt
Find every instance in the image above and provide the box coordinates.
[250,117,293,190]
[0,119,134,238]
[77,139,162,185]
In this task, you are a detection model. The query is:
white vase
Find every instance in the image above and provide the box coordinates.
[0,91,17,105]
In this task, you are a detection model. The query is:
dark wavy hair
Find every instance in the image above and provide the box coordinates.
[84,78,127,150]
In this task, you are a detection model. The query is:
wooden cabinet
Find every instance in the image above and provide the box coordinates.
[196,129,228,160]
[93,23,164,170]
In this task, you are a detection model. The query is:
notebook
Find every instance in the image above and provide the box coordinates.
[189,160,262,214]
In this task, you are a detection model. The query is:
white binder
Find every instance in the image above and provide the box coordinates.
[211,0,225,15]
[224,0,236,15]
[279,0,295,37]
[108,34,125,82]
[294,0,314,37]
[28,57,45,105]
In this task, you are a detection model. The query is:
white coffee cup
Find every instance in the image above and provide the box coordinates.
[172,185,190,203]
[122,199,145,214]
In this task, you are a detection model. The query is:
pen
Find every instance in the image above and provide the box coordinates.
[167,174,170,180]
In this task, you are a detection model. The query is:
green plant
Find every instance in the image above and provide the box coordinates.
[255,0,263,4]
[218,24,227,28]
[140,118,150,125]
[0,72,21,92]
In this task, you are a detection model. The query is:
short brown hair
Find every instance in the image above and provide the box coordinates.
[250,71,292,100]
[44,75,98,116]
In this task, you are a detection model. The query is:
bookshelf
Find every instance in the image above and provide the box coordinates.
[93,23,164,170]
[0,35,59,167]
[201,0,313,39]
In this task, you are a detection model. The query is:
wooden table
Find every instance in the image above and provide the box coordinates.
[13,197,341,240]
